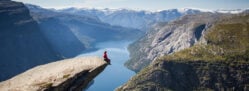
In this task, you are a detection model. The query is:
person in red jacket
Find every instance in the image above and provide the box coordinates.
[103,51,111,64]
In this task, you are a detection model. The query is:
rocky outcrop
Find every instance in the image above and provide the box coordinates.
[117,14,249,91]
[125,13,226,72]
[0,56,107,91]
[0,0,61,81]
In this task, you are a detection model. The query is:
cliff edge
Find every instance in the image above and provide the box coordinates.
[0,56,107,91]
[0,0,62,81]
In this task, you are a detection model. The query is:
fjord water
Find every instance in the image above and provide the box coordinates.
[78,41,135,91]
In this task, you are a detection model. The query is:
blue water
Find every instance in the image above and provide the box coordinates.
[78,41,135,91]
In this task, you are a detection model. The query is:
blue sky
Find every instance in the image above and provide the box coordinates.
[14,0,249,11]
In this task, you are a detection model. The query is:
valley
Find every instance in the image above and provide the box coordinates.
[1,0,248,91]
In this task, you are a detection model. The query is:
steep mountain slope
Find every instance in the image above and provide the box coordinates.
[0,56,107,91]
[117,14,249,91]
[125,13,226,72]
[59,8,203,30]
[27,4,143,51]
[36,17,86,58]
[0,1,61,81]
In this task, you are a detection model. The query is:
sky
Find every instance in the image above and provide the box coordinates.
[13,0,249,11]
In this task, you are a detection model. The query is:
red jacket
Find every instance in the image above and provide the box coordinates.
[103,52,108,59]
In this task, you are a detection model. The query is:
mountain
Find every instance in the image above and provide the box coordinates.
[0,1,61,81]
[57,7,249,73]
[117,14,249,91]
[125,12,228,72]
[57,7,101,21]
[125,9,249,72]
[0,56,107,91]
[27,4,143,52]
[58,8,203,30]
[59,8,249,31]
[0,2,143,82]
[26,4,88,58]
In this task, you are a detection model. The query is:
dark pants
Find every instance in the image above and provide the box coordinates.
[104,58,111,64]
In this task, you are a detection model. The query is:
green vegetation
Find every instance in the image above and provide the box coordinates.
[42,82,53,88]
[36,82,53,89]
[118,14,249,91]
[63,74,71,79]
[160,15,249,62]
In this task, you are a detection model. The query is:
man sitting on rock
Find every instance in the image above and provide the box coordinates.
[103,51,111,65]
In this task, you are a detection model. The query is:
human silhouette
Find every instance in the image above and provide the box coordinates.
[103,51,111,65]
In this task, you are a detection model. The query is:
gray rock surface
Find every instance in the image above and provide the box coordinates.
[0,56,107,91]
[0,0,61,81]
[117,14,249,91]
[125,13,225,72]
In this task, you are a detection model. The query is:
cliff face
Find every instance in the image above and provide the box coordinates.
[0,1,61,81]
[117,14,249,91]
[27,4,143,51]
[0,56,107,91]
[125,13,225,72]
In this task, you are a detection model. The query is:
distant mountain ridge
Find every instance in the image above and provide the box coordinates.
[26,4,143,57]
[25,4,249,31]
[58,7,249,30]
[58,7,249,14]
[58,8,202,30]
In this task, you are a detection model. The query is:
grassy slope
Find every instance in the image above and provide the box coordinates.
[161,14,249,62]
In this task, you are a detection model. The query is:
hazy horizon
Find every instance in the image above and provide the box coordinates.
[13,0,249,11]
